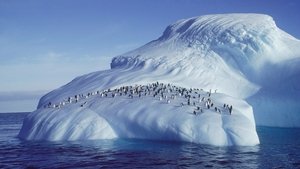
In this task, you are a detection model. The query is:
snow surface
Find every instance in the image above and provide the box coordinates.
[19,13,300,145]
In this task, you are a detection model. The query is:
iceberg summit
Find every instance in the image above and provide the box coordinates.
[19,13,300,146]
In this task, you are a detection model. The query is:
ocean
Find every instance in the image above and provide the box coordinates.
[0,112,299,169]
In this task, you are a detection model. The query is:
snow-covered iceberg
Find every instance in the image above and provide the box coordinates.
[19,13,300,145]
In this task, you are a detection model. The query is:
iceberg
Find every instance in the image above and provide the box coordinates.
[19,13,300,145]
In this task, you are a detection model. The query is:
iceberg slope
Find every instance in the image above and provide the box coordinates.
[20,84,259,146]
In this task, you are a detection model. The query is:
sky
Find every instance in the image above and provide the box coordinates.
[0,0,299,112]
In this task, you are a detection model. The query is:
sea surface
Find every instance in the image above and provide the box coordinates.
[0,113,299,169]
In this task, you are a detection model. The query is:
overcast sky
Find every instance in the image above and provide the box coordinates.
[0,0,299,112]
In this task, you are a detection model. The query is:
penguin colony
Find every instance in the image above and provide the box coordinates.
[44,82,233,115]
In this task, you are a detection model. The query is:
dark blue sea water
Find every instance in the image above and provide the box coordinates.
[0,113,299,169]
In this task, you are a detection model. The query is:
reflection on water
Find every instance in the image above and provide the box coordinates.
[0,113,299,169]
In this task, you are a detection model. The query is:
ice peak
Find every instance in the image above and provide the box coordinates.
[160,13,276,41]
[112,13,300,80]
